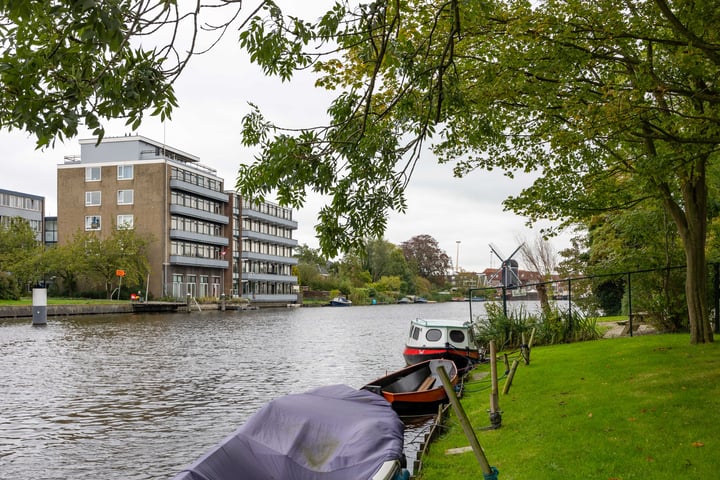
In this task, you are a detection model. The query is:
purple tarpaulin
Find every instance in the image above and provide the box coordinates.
[172,384,405,480]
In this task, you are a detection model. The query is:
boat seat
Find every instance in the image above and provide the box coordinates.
[417,375,436,391]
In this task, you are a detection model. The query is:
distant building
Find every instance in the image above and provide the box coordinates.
[227,196,299,304]
[44,216,58,246]
[0,188,45,241]
[57,135,230,299]
[56,135,299,304]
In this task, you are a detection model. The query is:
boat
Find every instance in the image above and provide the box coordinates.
[329,296,352,306]
[362,359,458,416]
[172,384,410,480]
[402,318,484,372]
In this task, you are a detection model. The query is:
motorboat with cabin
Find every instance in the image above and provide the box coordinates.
[329,296,353,306]
[402,318,483,372]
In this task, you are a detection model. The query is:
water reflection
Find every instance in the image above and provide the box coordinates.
[0,302,479,479]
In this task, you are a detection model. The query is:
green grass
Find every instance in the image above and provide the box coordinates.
[416,334,720,479]
[0,297,125,306]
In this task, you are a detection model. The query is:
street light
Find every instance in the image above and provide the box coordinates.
[456,240,461,274]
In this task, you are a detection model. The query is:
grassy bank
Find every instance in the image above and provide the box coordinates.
[0,297,126,306]
[417,334,719,479]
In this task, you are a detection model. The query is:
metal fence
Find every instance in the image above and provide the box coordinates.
[470,262,720,335]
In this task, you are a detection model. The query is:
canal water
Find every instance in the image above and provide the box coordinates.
[0,301,481,479]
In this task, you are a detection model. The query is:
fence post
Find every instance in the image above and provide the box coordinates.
[627,272,633,337]
[714,263,719,335]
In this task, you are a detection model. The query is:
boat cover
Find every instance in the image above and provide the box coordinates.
[172,384,405,480]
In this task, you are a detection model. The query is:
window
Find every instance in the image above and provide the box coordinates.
[85,215,101,231]
[117,215,134,229]
[118,164,134,180]
[449,330,466,344]
[425,329,443,342]
[85,191,101,206]
[85,167,101,181]
[117,189,134,205]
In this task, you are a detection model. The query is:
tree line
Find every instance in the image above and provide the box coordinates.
[0,218,150,300]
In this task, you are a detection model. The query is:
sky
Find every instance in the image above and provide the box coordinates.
[0,2,575,274]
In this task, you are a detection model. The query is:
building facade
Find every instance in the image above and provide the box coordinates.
[0,188,45,241]
[227,196,298,304]
[57,135,230,299]
[56,135,298,304]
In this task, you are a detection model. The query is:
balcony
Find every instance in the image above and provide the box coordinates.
[241,272,298,283]
[170,178,229,202]
[170,229,229,246]
[241,230,298,247]
[170,204,228,224]
[241,251,299,265]
[241,209,298,229]
[169,256,229,269]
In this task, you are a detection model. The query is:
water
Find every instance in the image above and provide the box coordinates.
[0,302,479,479]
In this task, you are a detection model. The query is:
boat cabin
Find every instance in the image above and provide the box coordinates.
[402,318,482,371]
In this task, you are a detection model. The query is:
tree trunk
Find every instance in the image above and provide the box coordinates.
[662,157,713,343]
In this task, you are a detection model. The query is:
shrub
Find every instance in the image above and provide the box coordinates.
[475,301,601,350]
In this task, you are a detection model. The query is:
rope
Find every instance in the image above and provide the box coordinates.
[483,466,500,479]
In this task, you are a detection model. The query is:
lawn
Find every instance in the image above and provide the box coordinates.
[0,297,125,306]
[416,333,720,479]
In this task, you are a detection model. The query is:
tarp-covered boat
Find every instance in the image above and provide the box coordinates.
[172,384,409,480]
[362,359,458,416]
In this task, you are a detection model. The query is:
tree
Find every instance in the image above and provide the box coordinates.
[400,235,451,284]
[236,1,719,343]
[68,227,150,298]
[520,235,557,316]
[0,217,42,291]
[0,0,261,147]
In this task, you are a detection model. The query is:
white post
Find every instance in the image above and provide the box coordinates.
[32,288,47,326]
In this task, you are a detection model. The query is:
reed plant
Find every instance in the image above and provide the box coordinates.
[474,302,601,351]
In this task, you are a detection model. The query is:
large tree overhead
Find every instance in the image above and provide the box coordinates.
[0,0,260,146]
[237,0,719,343]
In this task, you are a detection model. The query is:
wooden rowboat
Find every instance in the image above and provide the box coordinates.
[362,359,458,416]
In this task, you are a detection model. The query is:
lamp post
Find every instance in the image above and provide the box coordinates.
[456,240,461,274]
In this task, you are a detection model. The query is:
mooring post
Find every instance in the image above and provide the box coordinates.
[32,287,47,326]
[503,359,520,394]
[437,365,496,477]
[489,340,501,428]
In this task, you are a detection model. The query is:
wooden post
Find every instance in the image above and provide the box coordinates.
[520,332,529,365]
[437,365,493,475]
[525,327,536,365]
[489,340,501,428]
[502,359,520,394]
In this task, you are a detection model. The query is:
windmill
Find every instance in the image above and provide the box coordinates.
[488,243,524,289]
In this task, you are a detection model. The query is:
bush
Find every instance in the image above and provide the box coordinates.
[0,272,20,300]
[475,302,601,351]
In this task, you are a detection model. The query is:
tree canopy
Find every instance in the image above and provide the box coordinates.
[235,0,719,342]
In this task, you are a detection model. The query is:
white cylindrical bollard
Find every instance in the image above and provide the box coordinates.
[32,288,47,326]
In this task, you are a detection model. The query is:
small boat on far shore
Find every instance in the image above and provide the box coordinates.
[362,359,458,416]
[329,296,353,306]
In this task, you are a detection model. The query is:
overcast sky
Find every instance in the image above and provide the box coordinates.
[1,2,575,273]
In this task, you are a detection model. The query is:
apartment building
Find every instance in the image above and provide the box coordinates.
[56,135,299,304]
[0,188,45,241]
[57,135,230,299]
[227,195,299,303]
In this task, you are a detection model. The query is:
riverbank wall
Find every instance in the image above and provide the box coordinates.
[0,304,134,319]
